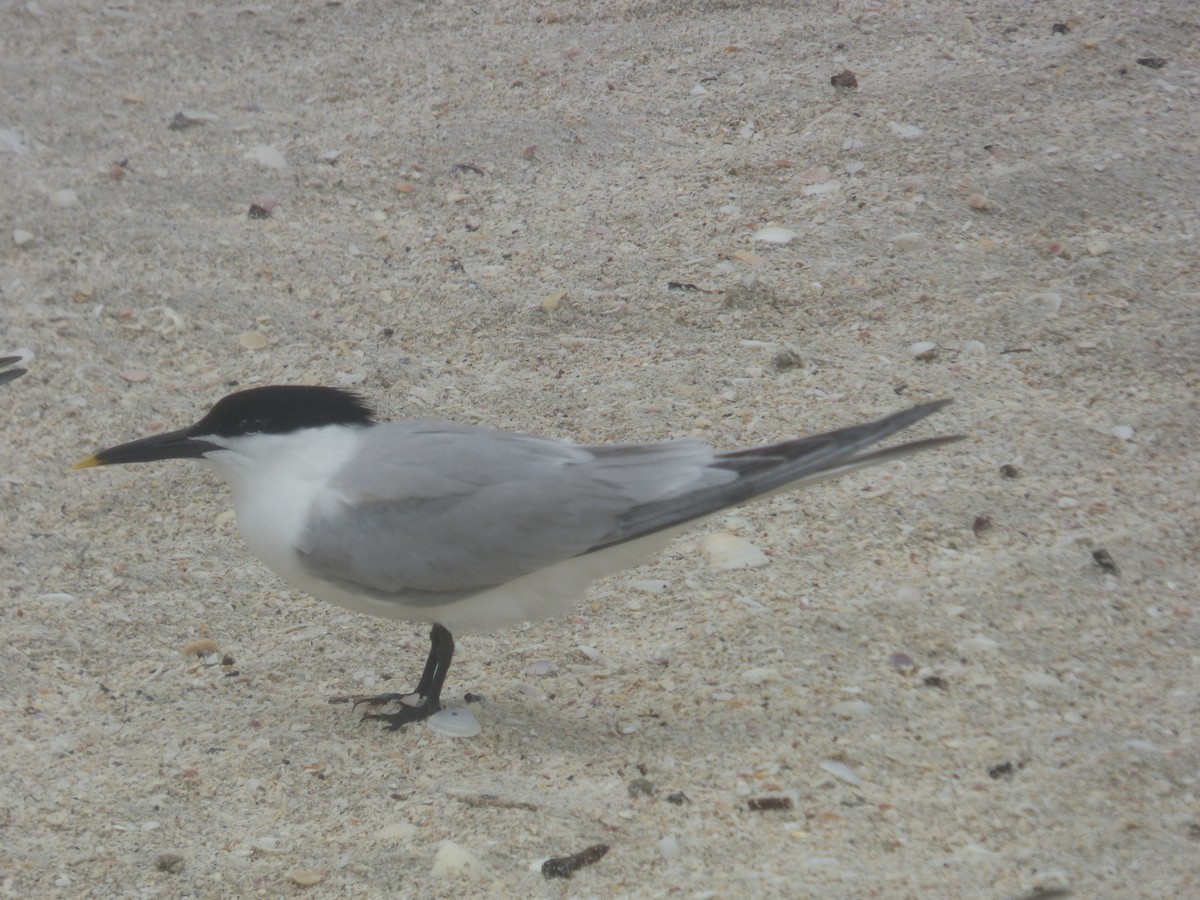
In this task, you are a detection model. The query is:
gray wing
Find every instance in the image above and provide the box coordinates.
[295,421,733,596]
[592,399,961,549]
[296,401,960,599]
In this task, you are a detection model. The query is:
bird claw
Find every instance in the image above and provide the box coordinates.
[360,699,442,731]
[352,691,422,711]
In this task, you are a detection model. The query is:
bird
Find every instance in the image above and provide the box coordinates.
[76,385,961,730]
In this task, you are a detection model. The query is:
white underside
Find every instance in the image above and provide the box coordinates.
[270,526,683,634]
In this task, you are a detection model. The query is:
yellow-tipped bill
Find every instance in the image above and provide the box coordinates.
[74,428,220,470]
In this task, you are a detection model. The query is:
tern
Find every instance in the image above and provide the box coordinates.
[77,386,960,729]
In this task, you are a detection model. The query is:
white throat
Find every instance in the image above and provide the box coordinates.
[200,426,364,580]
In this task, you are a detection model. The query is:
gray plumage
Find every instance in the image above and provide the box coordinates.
[296,399,958,606]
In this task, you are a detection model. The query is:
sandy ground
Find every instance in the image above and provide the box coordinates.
[2,0,1198,897]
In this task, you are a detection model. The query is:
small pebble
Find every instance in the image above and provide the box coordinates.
[288,869,325,887]
[888,121,923,140]
[829,69,858,89]
[541,844,609,879]
[251,836,284,854]
[427,707,481,738]
[1092,548,1120,576]
[831,700,873,718]
[1022,672,1061,689]
[1110,425,1134,441]
[376,822,418,842]
[741,667,777,685]
[773,348,802,370]
[801,180,840,196]
[0,126,29,155]
[524,660,559,676]
[657,836,682,859]
[967,192,991,210]
[287,624,328,641]
[628,778,656,798]
[988,762,1016,780]
[168,110,217,129]
[908,341,938,360]
[629,579,668,593]
[181,638,220,657]
[1028,291,1063,315]
[959,636,1001,652]
[1086,238,1112,256]
[154,853,185,874]
[12,228,33,247]
[1029,871,1073,895]
[49,189,78,207]
[1125,738,1159,753]
[248,196,276,219]
[747,796,794,811]
[960,340,987,359]
[892,232,926,252]
[238,331,268,350]
[431,840,485,879]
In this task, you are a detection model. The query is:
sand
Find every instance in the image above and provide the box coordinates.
[2,1,1197,897]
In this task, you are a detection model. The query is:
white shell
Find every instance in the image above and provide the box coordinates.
[908,340,939,359]
[244,144,288,170]
[752,226,796,245]
[1027,291,1063,315]
[892,231,927,252]
[819,760,863,785]
[427,707,481,738]
[701,532,769,570]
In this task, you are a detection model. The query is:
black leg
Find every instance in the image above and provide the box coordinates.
[357,624,455,731]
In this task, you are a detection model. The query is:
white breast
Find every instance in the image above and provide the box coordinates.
[202,427,362,593]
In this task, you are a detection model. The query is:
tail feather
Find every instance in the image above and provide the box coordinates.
[591,399,961,551]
